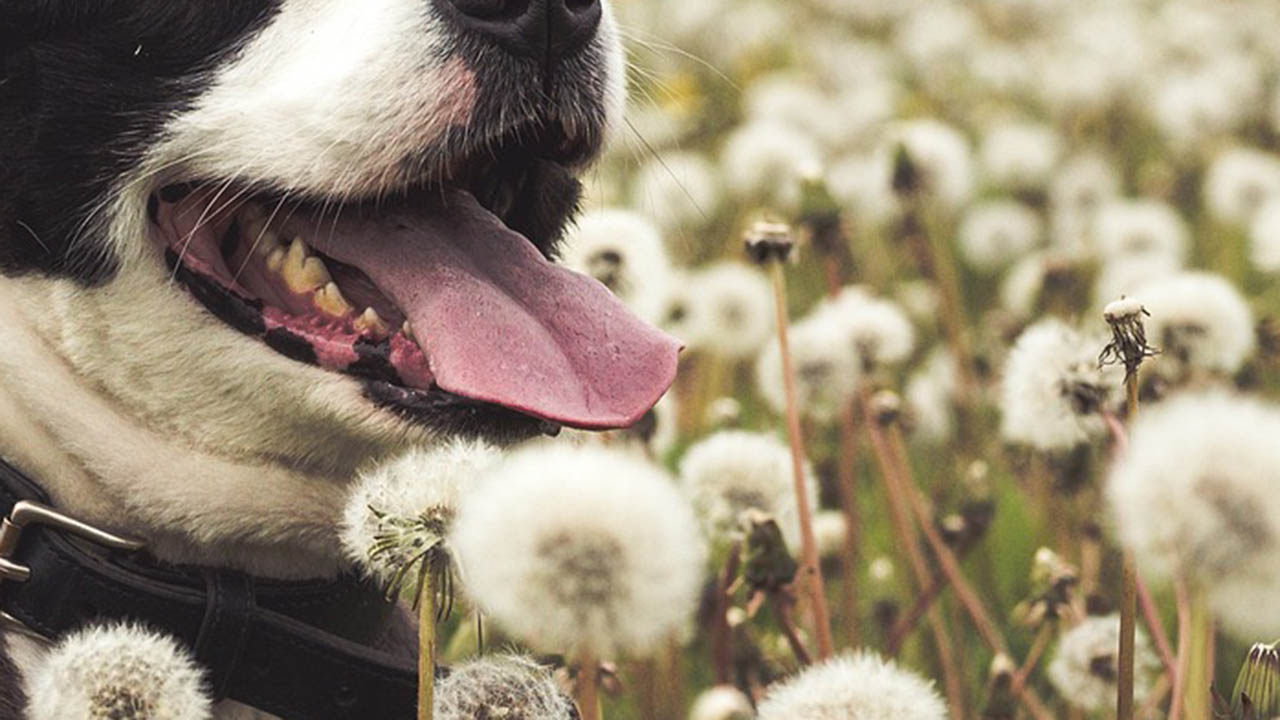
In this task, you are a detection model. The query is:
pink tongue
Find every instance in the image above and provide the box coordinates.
[303,190,680,430]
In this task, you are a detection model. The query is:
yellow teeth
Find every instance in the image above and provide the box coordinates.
[282,237,331,293]
[355,308,390,337]
[402,321,415,341]
[314,282,354,318]
[266,247,286,273]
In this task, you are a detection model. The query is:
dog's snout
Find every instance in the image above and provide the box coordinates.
[440,0,602,59]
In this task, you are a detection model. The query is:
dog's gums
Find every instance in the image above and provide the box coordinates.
[152,183,682,432]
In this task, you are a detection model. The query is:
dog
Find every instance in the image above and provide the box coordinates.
[0,1,679,717]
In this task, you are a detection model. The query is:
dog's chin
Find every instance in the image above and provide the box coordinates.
[144,121,675,447]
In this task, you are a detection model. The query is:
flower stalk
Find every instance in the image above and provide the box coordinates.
[747,219,835,661]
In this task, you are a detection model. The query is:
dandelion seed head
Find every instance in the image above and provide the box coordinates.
[979,121,1063,190]
[814,510,849,560]
[1204,147,1280,225]
[340,439,501,587]
[757,651,947,720]
[26,623,211,720]
[1000,319,1122,452]
[905,349,960,444]
[1134,271,1256,379]
[1047,614,1160,713]
[756,311,861,422]
[689,685,755,720]
[958,200,1044,271]
[679,430,817,552]
[817,290,916,372]
[1093,252,1182,310]
[879,119,975,211]
[1107,391,1280,638]
[722,121,822,211]
[695,262,776,360]
[451,445,705,657]
[434,655,574,720]
[1248,198,1280,272]
[1051,153,1122,223]
[560,209,673,324]
[657,270,712,349]
[827,152,901,228]
[1094,199,1189,263]
[630,152,721,232]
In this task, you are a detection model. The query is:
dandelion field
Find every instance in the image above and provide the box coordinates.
[356,0,1280,718]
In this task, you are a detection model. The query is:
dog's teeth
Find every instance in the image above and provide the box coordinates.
[282,238,330,293]
[266,247,286,273]
[355,308,389,337]
[314,282,354,318]
[402,321,415,341]
[252,230,281,257]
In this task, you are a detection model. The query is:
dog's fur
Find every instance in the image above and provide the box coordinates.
[0,1,625,716]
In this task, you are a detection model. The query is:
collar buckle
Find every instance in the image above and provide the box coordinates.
[0,500,145,638]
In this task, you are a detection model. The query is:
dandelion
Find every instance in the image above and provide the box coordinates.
[826,152,901,228]
[904,349,960,444]
[1247,198,1280,272]
[1133,271,1256,381]
[1228,642,1280,718]
[451,444,705,658]
[560,209,673,324]
[1094,199,1190,263]
[957,200,1044,271]
[694,262,777,361]
[1093,252,1182,310]
[1000,319,1123,452]
[757,651,947,720]
[1049,153,1122,253]
[1107,391,1280,639]
[630,152,721,232]
[755,310,861,422]
[1203,147,1280,225]
[816,289,916,373]
[813,510,849,561]
[1046,615,1161,714]
[721,121,822,211]
[978,121,1063,191]
[689,685,755,720]
[25,623,211,720]
[657,270,712,349]
[878,119,975,211]
[341,440,502,720]
[679,430,818,553]
[434,655,574,720]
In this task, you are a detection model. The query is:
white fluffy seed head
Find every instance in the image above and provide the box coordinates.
[451,444,705,658]
[1000,319,1123,452]
[689,685,755,720]
[817,289,917,373]
[757,651,947,720]
[1248,198,1280,272]
[826,152,901,228]
[560,209,673,324]
[694,262,777,361]
[1093,252,1182,311]
[905,349,960,445]
[657,269,713,349]
[721,121,822,211]
[1107,391,1280,638]
[1050,153,1121,221]
[755,310,861,422]
[679,430,817,553]
[340,439,502,586]
[434,654,574,720]
[1047,615,1161,713]
[1133,271,1256,380]
[978,121,1063,190]
[1203,146,1280,225]
[630,152,722,232]
[26,623,211,720]
[957,200,1044,271]
[878,119,975,211]
[1094,199,1190,263]
[814,510,849,560]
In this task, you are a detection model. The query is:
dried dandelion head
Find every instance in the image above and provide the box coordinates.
[434,655,574,720]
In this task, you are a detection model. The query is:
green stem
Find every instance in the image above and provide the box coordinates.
[418,574,435,720]
[1185,586,1213,720]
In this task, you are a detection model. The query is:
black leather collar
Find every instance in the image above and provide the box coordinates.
[0,457,418,719]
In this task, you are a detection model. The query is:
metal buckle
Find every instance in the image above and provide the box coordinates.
[0,500,145,638]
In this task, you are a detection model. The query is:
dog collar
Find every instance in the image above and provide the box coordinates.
[0,457,419,719]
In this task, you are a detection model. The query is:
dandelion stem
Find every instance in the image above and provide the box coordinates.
[1011,624,1054,696]
[576,654,603,720]
[770,590,814,667]
[1184,586,1213,720]
[1170,578,1192,720]
[886,541,979,656]
[712,542,742,684]
[1118,372,1141,720]
[417,574,435,720]
[767,260,835,660]
[861,391,967,719]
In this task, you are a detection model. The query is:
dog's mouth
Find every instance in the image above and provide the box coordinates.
[148,129,680,432]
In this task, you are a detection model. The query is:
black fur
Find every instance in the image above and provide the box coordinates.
[0,1,282,284]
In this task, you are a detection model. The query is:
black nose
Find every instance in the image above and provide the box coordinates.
[439,0,603,59]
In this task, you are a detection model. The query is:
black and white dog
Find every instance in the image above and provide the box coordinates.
[0,1,677,717]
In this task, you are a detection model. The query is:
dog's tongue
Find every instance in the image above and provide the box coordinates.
[306,189,680,429]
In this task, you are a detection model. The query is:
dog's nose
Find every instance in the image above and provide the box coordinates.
[441,0,603,59]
